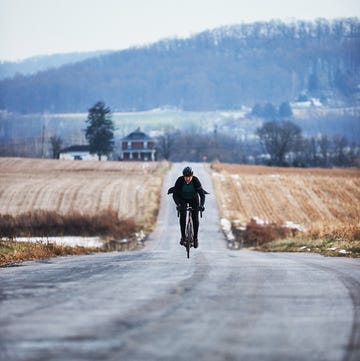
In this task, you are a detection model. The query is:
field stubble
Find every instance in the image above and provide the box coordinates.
[210,163,360,256]
[0,157,169,225]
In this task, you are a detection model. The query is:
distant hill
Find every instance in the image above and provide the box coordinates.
[0,50,114,79]
[0,18,359,113]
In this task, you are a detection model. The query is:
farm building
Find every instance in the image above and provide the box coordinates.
[120,128,156,161]
[59,145,108,161]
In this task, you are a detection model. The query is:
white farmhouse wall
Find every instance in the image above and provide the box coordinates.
[59,152,107,161]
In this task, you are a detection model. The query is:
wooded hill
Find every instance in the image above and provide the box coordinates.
[0,50,113,80]
[0,18,359,113]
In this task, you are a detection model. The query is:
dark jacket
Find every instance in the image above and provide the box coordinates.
[168,176,208,206]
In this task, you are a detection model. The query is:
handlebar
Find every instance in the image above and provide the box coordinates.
[177,206,203,218]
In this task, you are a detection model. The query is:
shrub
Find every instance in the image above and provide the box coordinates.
[0,210,136,239]
[241,219,292,246]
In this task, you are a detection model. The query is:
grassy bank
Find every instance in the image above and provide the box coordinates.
[254,238,360,257]
[255,222,360,257]
[0,240,103,267]
[227,218,360,257]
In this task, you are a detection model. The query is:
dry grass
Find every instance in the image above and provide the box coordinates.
[210,162,360,256]
[0,209,137,239]
[256,238,360,257]
[0,240,103,267]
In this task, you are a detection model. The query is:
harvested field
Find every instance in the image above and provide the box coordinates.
[0,158,169,228]
[210,163,360,242]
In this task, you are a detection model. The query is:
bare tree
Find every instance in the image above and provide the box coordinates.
[332,134,349,166]
[156,132,175,160]
[50,135,63,159]
[301,136,318,167]
[319,134,330,167]
[256,121,302,166]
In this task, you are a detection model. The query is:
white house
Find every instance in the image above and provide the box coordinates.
[59,145,108,161]
[120,128,156,161]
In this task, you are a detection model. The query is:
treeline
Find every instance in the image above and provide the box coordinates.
[0,18,359,113]
[155,125,359,168]
[1,121,358,168]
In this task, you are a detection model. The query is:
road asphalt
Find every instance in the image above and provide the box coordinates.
[0,163,359,361]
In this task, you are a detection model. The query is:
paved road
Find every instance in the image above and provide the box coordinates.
[0,163,359,361]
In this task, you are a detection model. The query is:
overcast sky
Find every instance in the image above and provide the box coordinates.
[0,0,359,61]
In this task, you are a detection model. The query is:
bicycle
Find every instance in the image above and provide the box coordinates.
[177,206,203,259]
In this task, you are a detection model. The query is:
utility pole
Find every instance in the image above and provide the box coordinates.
[41,125,45,158]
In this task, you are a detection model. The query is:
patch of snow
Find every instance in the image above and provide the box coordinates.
[283,221,306,232]
[253,217,269,225]
[135,230,146,245]
[232,219,246,231]
[338,249,350,254]
[291,98,322,108]
[311,98,322,107]
[291,101,312,108]
[232,242,240,249]
[220,218,235,241]
[212,173,226,181]
[6,236,104,248]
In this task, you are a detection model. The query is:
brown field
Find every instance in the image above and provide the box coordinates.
[210,163,360,242]
[0,157,169,228]
[1,158,359,260]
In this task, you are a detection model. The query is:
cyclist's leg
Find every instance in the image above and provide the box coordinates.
[173,194,186,240]
[180,209,186,239]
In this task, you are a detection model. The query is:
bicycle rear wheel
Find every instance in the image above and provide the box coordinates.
[186,241,190,258]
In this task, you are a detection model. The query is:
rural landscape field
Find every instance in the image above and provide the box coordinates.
[210,163,360,254]
[1,157,359,264]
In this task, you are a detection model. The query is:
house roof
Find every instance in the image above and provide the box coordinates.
[121,127,153,141]
[60,145,90,153]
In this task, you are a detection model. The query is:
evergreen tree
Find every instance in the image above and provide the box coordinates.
[85,101,114,160]
[278,101,293,118]
[251,103,263,117]
[263,103,278,119]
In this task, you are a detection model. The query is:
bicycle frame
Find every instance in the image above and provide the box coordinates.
[177,206,202,259]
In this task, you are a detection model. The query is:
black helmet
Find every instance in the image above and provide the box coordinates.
[183,166,193,176]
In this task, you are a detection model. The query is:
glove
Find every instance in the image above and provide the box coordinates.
[176,204,183,211]
[199,205,205,212]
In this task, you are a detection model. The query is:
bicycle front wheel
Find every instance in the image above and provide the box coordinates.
[185,214,194,259]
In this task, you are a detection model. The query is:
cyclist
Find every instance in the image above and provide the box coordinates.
[169,166,206,248]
